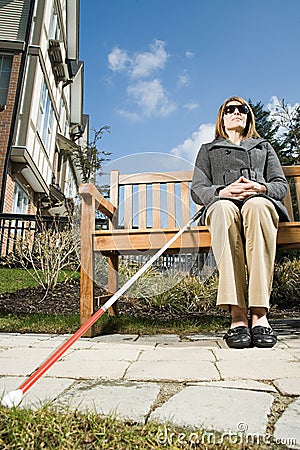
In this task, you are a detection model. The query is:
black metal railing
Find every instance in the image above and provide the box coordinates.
[0,213,109,258]
[0,213,70,257]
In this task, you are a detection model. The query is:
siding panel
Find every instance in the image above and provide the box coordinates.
[0,0,31,41]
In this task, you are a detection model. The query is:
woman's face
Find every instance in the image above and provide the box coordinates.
[223,101,248,135]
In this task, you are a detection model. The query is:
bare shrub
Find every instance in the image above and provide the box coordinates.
[4,221,79,298]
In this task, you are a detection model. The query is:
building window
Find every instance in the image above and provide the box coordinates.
[0,54,13,107]
[37,81,54,150]
[49,1,61,41]
[12,182,29,214]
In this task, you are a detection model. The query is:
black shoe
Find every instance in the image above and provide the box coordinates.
[223,326,252,349]
[251,326,277,348]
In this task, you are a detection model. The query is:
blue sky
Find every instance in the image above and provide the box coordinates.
[80,0,300,173]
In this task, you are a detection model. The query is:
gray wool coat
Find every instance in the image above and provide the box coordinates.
[191,137,290,223]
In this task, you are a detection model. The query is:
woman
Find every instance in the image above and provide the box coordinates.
[191,96,289,349]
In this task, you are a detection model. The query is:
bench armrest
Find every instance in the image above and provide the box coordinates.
[79,183,116,220]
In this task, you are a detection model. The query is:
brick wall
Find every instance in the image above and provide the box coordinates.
[0,52,22,212]
[3,171,14,213]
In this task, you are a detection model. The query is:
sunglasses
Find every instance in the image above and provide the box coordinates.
[224,104,249,115]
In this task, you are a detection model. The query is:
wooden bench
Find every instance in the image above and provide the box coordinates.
[79,166,300,337]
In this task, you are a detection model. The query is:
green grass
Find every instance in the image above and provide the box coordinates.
[97,314,228,335]
[0,405,288,450]
[0,268,80,294]
[0,314,80,334]
[0,313,229,335]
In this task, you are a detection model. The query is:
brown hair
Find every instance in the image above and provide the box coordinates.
[215,96,260,139]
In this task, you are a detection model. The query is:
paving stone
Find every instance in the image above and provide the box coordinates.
[44,344,140,379]
[125,360,219,382]
[30,338,96,350]
[0,335,52,348]
[150,385,274,435]
[91,334,139,343]
[183,333,223,341]
[138,347,215,361]
[0,348,58,376]
[91,341,155,351]
[0,376,75,409]
[284,339,300,349]
[187,380,277,393]
[273,378,300,396]
[136,334,181,345]
[214,348,296,361]
[286,350,300,360]
[163,340,220,348]
[273,398,300,449]
[216,359,300,381]
[0,333,20,338]
[56,380,160,424]
[47,359,131,380]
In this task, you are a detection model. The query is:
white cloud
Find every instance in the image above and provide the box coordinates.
[130,39,168,78]
[170,123,215,162]
[177,71,189,87]
[127,79,176,117]
[184,102,200,111]
[185,50,195,59]
[108,40,168,79]
[108,40,175,119]
[117,109,141,122]
[108,47,130,72]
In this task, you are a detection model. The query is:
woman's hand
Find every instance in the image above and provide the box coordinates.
[218,176,267,200]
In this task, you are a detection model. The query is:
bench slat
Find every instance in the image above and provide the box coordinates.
[181,181,190,225]
[124,185,133,228]
[283,166,300,177]
[152,183,161,228]
[166,183,176,227]
[138,184,147,229]
[282,189,294,221]
[119,171,193,185]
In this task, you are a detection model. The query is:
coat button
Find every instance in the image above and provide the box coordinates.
[225,150,231,154]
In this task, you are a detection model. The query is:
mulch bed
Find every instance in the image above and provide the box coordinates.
[0,280,299,324]
[0,280,181,320]
[0,281,81,316]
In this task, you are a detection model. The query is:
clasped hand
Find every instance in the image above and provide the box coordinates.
[218,176,267,200]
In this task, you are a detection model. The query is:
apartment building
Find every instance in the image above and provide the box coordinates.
[0,0,87,217]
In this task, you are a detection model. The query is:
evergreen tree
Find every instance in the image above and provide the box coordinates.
[273,99,300,165]
[248,99,284,158]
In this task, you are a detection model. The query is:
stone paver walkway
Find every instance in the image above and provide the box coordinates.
[0,324,299,449]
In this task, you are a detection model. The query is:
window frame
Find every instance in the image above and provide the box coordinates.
[37,81,55,151]
[12,182,30,215]
[0,54,13,107]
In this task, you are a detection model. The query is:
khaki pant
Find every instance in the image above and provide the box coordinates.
[205,197,279,311]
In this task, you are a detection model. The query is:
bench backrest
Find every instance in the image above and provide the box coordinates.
[109,166,300,230]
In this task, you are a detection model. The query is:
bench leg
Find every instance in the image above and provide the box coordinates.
[80,193,96,337]
[80,267,96,337]
[107,253,119,316]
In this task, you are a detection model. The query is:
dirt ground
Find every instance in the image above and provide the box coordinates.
[0,280,299,326]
